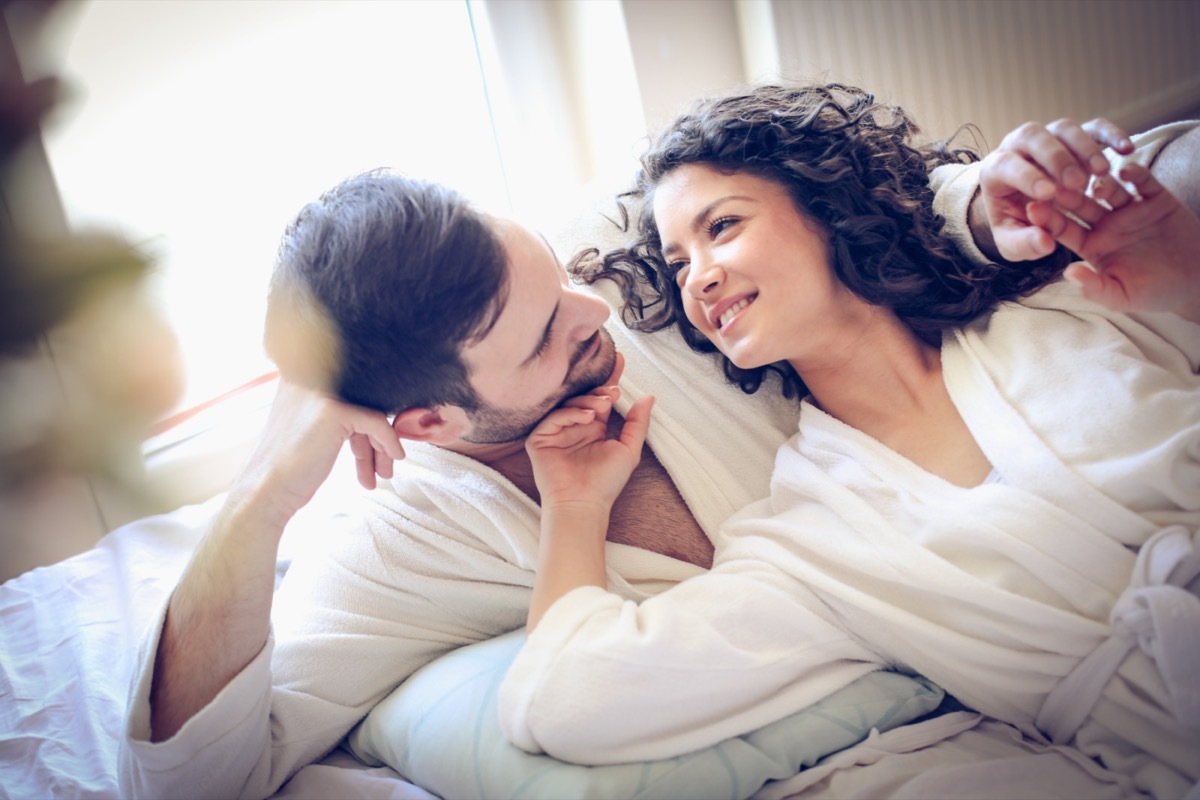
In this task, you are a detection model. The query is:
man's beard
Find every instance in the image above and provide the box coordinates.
[462,328,617,444]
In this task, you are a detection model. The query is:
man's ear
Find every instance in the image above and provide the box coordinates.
[391,406,470,445]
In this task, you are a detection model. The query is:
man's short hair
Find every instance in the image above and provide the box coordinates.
[265,171,508,414]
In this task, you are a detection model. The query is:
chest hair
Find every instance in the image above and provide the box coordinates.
[497,415,714,569]
[608,445,714,569]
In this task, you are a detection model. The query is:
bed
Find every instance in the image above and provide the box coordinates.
[0,447,1149,800]
[0,446,1147,800]
[0,188,1153,800]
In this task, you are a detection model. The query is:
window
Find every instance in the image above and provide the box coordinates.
[41,0,510,415]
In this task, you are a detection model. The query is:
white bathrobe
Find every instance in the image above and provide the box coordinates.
[500,281,1200,800]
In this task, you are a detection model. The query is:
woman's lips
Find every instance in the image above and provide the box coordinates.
[711,294,756,331]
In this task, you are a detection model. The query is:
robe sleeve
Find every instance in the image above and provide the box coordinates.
[930,160,988,265]
[119,508,534,800]
[499,549,881,765]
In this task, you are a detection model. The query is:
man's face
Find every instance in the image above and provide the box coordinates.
[458,218,616,443]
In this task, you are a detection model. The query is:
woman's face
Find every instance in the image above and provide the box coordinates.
[653,163,858,371]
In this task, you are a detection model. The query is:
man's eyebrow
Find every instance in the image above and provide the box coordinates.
[661,195,751,257]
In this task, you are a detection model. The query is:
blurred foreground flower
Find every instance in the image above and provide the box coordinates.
[0,236,184,487]
[2,0,184,575]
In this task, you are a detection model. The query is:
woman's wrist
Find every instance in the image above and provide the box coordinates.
[527,504,612,631]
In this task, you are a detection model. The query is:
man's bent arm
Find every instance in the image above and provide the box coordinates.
[149,486,286,741]
[148,382,402,741]
[119,382,407,799]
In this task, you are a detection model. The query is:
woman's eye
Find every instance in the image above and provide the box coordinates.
[670,262,689,288]
[706,216,736,237]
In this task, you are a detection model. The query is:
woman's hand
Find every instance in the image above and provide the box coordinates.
[525,353,655,513]
[523,353,655,631]
[1030,164,1200,323]
[976,117,1134,262]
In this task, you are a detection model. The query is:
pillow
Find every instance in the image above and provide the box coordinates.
[346,630,943,800]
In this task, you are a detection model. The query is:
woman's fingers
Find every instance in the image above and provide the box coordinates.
[1080,117,1135,156]
[562,387,618,426]
[1116,163,1164,202]
[1027,200,1088,255]
[532,406,597,436]
[1088,173,1134,211]
[999,121,1084,192]
[1064,262,1129,311]
[996,117,1133,197]
[560,351,625,422]
[987,147,1057,201]
[1044,118,1117,184]
[618,396,655,454]
[1056,166,1166,234]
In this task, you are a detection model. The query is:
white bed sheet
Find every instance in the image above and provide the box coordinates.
[0,491,1147,800]
[0,465,439,800]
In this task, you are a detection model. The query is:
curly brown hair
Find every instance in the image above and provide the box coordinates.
[573,83,1069,399]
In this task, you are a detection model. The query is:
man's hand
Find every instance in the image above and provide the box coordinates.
[1030,164,1200,322]
[240,380,406,529]
[976,118,1134,262]
[150,380,405,743]
[525,353,655,513]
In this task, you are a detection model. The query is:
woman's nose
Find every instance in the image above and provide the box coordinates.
[684,256,723,298]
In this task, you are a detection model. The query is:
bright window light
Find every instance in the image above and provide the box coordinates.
[42,0,510,415]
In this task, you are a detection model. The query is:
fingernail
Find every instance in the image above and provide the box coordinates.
[1089,154,1110,174]
[1032,178,1054,198]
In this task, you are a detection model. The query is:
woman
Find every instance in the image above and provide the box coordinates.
[499,83,1200,800]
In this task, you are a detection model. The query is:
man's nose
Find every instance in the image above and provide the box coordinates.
[564,289,610,341]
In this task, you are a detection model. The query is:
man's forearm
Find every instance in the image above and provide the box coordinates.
[149,485,286,742]
[143,379,404,742]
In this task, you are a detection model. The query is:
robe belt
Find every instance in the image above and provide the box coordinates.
[1036,525,1200,744]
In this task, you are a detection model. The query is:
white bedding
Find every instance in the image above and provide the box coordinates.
[0,474,433,800]
[1,484,1147,800]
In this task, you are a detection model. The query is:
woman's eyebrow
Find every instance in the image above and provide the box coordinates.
[661,195,750,256]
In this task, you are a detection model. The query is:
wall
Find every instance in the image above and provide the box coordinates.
[621,0,747,129]
[609,0,1198,153]
[765,0,1200,149]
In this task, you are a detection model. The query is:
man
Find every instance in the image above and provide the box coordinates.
[119,118,1193,800]
[121,172,788,800]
